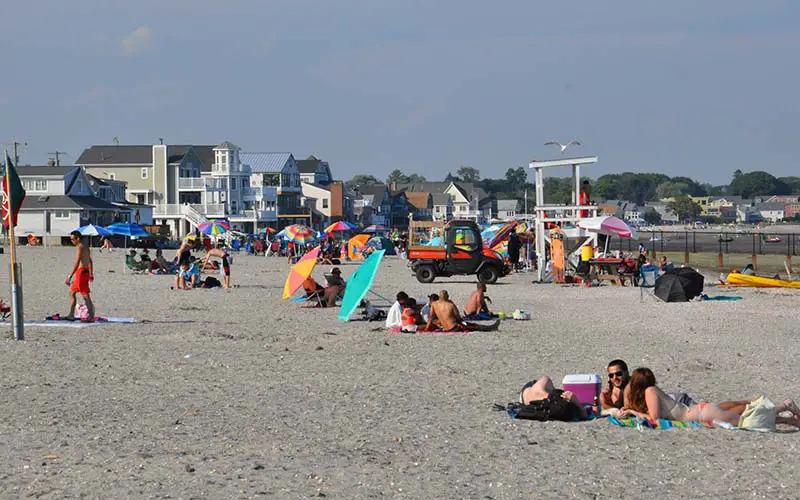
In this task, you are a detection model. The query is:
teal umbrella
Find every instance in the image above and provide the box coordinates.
[338,249,386,321]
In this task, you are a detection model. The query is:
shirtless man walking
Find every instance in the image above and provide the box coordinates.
[65,230,95,321]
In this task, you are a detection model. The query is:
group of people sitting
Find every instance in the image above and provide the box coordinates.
[385,286,500,333]
[521,359,800,428]
[171,238,233,290]
[126,248,174,274]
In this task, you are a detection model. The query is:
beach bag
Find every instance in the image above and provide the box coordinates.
[738,396,776,432]
[202,276,222,288]
[495,392,583,422]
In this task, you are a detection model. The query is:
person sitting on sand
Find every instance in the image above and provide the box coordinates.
[303,276,325,304]
[175,261,200,290]
[425,290,499,332]
[401,297,424,332]
[322,267,346,307]
[519,376,588,421]
[620,367,800,427]
[464,283,495,319]
[153,249,173,273]
[126,249,148,272]
[386,291,409,328]
[421,293,438,323]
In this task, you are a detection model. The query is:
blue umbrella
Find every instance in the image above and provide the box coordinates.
[106,222,150,237]
[76,224,111,237]
[338,249,386,321]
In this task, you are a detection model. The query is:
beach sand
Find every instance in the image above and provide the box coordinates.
[1,246,799,499]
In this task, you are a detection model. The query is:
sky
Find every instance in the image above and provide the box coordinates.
[1,0,799,185]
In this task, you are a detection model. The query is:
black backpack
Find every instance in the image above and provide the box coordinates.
[494,391,583,422]
[202,276,221,288]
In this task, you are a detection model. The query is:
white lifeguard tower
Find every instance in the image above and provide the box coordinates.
[528,155,599,281]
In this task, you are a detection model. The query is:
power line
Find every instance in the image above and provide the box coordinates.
[47,150,67,166]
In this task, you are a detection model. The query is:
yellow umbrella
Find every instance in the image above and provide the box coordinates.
[282,247,321,300]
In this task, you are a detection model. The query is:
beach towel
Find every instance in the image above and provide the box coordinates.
[463,312,498,321]
[609,415,720,430]
[701,294,743,301]
[23,317,136,328]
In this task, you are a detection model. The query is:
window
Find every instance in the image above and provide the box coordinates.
[231,179,237,191]
[452,228,478,251]
[23,180,48,192]
[54,210,70,219]
[242,178,247,189]
[322,199,329,209]
[141,168,149,179]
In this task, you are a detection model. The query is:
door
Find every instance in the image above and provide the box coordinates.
[446,224,482,274]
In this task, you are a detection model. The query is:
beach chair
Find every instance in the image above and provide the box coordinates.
[302,277,325,307]
[232,239,241,252]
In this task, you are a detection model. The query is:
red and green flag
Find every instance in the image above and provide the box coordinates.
[1,151,26,229]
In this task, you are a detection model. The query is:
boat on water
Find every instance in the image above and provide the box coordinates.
[726,272,800,289]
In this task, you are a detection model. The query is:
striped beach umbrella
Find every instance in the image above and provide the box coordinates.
[324,221,357,233]
[284,224,316,245]
[198,219,231,236]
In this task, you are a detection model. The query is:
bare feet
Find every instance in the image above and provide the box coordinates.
[781,399,800,417]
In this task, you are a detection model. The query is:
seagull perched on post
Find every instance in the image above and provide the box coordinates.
[544,140,581,154]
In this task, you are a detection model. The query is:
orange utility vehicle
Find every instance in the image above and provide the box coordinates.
[407,218,509,284]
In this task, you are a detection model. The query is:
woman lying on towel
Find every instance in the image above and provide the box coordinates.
[519,376,588,421]
[621,368,800,427]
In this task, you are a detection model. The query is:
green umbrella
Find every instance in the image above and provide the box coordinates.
[338,249,386,321]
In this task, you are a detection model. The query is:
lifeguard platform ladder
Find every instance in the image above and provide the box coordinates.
[528,155,599,282]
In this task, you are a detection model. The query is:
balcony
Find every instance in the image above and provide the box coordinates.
[243,186,278,201]
[229,208,278,221]
[204,178,227,191]
[178,177,206,190]
[190,204,226,217]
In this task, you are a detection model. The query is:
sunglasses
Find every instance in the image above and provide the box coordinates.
[608,371,625,379]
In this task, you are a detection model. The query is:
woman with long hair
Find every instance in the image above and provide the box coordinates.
[621,368,800,427]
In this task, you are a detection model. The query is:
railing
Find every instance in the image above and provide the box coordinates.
[242,186,278,200]
[535,205,599,222]
[229,209,277,220]
[204,178,227,190]
[178,177,206,190]
[152,204,209,227]
[190,204,225,217]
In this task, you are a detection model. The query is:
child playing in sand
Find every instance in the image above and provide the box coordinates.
[174,261,200,290]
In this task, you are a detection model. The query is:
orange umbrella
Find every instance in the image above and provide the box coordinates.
[282,247,321,300]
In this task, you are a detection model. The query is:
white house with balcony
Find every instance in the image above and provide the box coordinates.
[15,165,151,243]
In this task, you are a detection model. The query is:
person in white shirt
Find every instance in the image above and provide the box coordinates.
[385,291,409,329]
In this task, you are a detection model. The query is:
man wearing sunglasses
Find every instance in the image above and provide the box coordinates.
[600,359,629,414]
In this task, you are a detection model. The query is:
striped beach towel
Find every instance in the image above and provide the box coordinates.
[609,415,720,430]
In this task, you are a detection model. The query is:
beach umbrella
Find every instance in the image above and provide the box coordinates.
[106,222,150,239]
[257,227,276,235]
[198,219,231,236]
[76,224,110,237]
[284,224,316,245]
[347,233,371,260]
[282,247,321,300]
[577,216,637,238]
[362,224,386,233]
[338,249,386,321]
[324,221,357,233]
[654,267,704,303]
[314,230,327,240]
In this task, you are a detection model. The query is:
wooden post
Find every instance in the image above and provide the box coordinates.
[717,252,724,272]
[752,253,757,271]
[786,255,792,276]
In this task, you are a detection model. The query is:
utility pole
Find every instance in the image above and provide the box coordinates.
[47,151,67,166]
[2,141,27,165]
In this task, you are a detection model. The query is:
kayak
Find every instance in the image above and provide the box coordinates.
[726,273,800,289]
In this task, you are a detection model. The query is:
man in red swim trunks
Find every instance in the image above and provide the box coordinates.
[65,230,95,321]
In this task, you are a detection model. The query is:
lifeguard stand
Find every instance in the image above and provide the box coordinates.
[528,155,599,282]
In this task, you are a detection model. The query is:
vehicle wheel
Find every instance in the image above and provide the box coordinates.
[478,266,499,284]
[416,265,436,283]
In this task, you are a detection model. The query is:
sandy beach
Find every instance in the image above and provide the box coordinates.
[1,246,799,499]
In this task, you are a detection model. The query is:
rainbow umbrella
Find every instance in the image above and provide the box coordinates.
[257,227,276,234]
[198,219,231,236]
[284,224,316,245]
[324,221,357,233]
[283,247,321,300]
[363,224,386,233]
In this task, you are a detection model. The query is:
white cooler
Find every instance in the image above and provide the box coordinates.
[562,374,602,405]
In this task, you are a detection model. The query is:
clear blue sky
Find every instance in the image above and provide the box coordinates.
[1,0,798,185]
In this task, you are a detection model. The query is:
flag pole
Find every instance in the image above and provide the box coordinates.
[4,149,24,340]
